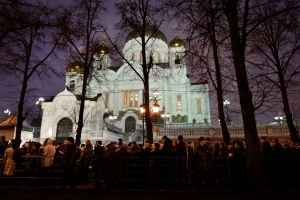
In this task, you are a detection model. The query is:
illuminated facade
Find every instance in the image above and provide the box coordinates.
[40,26,211,144]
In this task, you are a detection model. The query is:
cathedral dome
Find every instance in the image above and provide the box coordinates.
[66,60,84,73]
[169,36,186,48]
[96,43,110,55]
[125,24,167,44]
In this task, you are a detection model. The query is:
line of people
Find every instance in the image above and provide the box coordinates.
[1,134,299,189]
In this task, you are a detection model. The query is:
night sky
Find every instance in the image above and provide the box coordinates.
[0,0,179,122]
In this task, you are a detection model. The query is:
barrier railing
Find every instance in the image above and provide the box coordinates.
[1,155,300,188]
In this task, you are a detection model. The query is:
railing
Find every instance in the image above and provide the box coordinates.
[129,131,142,142]
[153,123,210,129]
[158,129,209,140]
[88,131,103,138]
[151,125,300,142]
[105,122,122,134]
[1,155,300,189]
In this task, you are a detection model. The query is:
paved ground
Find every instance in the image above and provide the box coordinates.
[1,183,300,200]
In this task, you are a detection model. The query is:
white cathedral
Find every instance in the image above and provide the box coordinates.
[40,25,211,144]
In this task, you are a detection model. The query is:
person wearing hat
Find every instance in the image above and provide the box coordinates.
[61,137,80,190]
[91,140,105,189]
[117,138,123,146]
[161,135,174,156]
[191,136,212,188]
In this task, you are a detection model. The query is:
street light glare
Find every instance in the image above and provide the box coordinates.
[36,97,45,105]
[223,100,230,105]
[4,109,11,115]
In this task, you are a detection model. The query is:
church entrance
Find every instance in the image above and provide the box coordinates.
[56,118,73,144]
[125,116,136,133]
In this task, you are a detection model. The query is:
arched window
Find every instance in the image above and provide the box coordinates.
[157,52,161,63]
[129,91,133,107]
[175,53,181,64]
[105,93,109,108]
[197,99,202,114]
[134,91,138,107]
[56,118,73,144]
[132,52,135,62]
[124,91,139,108]
[177,95,182,110]
[123,91,128,108]
[69,80,75,92]
[140,51,143,63]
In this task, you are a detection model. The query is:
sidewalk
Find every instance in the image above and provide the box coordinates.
[1,182,299,200]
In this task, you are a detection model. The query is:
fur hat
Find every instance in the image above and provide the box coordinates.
[198,137,205,142]
[65,137,74,143]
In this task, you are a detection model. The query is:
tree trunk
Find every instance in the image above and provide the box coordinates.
[224,0,263,185]
[279,75,299,143]
[15,84,27,143]
[76,63,89,147]
[210,24,231,145]
[15,66,29,143]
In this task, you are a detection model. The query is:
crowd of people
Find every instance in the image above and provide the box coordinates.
[0,134,299,189]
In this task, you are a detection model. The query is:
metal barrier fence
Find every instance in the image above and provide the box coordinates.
[1,155,300,188]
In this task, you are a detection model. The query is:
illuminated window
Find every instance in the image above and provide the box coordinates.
[177,95,182,110]
[105,93,109,108]
[123,91,128,108]
[124,91,139,108]
[197,99,201,114]
[157,52,161,63]
[134,91,138,107]
[140,51,143,63]
[69,80,75,92]
[129,91,133,107]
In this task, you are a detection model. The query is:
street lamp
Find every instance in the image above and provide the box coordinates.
[109,114,117,125]
[4,109,11,118]
[161,112,170,129]
[274,114,285,134]
[36,97,44,117]
[140,104,145,143]
[36,97,45,105]
[223,100,231,125]
[152,97,160,122]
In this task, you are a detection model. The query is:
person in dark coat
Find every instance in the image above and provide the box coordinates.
[61,137,80,189]
[161,136,174,156]
[92,140,105,189]
[176,135,187,181]
[176,135,187,157]
[192,137,212,188]
[260,137,273,157]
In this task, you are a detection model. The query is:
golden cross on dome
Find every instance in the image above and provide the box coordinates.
[101,33,107,44]
[78,46,83,53]
[173,25,180,37]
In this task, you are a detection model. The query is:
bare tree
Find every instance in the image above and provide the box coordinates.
[169,0,234,144]
[0,1,66,143]
[105,0,168,143]
[223,0,300,185]
[62,0,106,146]
[250,0,300,142]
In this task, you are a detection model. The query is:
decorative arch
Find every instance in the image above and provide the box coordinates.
[56,117,73,144]
[125,116,136,133]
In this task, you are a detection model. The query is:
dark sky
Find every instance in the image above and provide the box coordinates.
[0,0,179,121]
